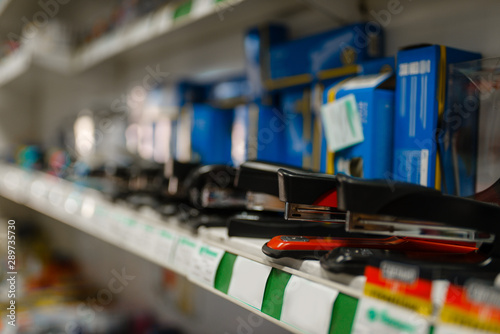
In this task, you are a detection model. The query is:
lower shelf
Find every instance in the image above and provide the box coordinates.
[0,163,489,334]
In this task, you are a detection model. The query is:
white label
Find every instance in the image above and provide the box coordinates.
[133,224,156,256]
[48,186,66,207]
[352,297,429,334]
[188,244,224,287]
[81,196,96,219]
[172,236,200,275]
[153,229,177,267]
[227,256,272,310]
[151,7,173,33]
[64,192,82,215]
[30,180,47,199]
[321,94,364,152]
[191,0,212,17]
[120,216,138,247]
[419,149,429,186]
[281,276,339,334]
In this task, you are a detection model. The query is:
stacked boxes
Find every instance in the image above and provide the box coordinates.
[322,72,395,178]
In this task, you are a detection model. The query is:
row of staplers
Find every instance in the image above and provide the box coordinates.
[92,158,500,279]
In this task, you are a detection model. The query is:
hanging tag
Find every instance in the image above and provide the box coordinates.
[320,93,364,152]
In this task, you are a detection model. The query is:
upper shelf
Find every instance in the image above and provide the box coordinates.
[0,0,361,88]
[0,0,12,16]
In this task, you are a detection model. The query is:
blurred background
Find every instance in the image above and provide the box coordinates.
[0,0,500,333]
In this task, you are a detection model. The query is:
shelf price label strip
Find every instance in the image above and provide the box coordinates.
[280,275,340,334]
[0,165,363,334]
[351,260,432,334]
[214,256,356,334]
[188,244,224,287]
[153,229,178,268]
[437,280,500,333]
[172,235,200,275]
[364,261,433,315]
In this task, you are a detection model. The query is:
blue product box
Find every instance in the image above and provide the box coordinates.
[174,103,233,165]
[269,22,383,86]
[323,72,395,178]
[231,103,287,166]
[393,45,481,189]
[280,87,313,168]
[208,77,248,104]
[359,56,394,75]
[244,24,288,101]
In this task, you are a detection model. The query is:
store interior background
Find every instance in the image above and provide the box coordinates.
[1,0,500,333]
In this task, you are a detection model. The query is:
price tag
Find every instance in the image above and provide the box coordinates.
[30,179,47,199]
[321,93,364,152]
[153,228,177,267]
[352,297,430,334]
[227,256,272,310]
[364,260,433,316]
[48,185,66,207]
[440,280,500,333]
[18,172,34,200]
[119,216,138,248]
[81,196,96,219]
[93,205,116,241]
[191,0,212,17]
[4,170,21,191]
[280,275,339,334]
[150,6,173,34]
[172,236,200,275]
[188,244,224,287]
[64,192,83,215]
[133,223,156,256]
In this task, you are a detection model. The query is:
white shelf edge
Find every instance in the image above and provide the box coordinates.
[0,163,365,334]
[0,0,12,17]
[0,0,246,87]
[71,0,245,73]
[189,280,304,334]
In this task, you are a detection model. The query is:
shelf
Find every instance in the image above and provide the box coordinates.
[0,0,12,17]
[0,0,317,88]
[0,163,365,333]
[5,163,474,334]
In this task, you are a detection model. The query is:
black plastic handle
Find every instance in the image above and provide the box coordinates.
[235,161,308,196]
[336,174,500,238]
[277,168,339,204]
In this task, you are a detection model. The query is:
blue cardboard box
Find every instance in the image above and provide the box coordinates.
[393,45,481,189]
[322,72,395,178]
[174,103,234,165]
[244,24,288,101]
[280,87,314,169]
[231,103,287,166]
[269,23,384,86]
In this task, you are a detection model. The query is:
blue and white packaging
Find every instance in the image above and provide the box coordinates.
[268,22,384,88]
[393,45,481,189]
[322,72,395,178]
